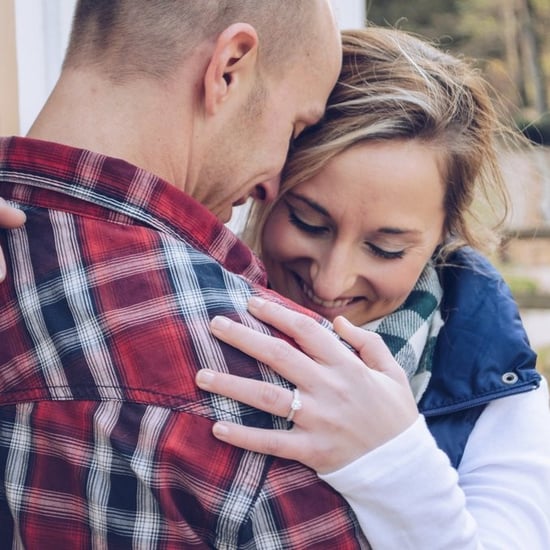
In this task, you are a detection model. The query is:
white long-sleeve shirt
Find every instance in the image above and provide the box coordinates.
[320,376,550,549]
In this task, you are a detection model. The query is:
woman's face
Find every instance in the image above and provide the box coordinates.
[261,140,446,325]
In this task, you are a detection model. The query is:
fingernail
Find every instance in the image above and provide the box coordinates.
[212,423,229,439]
[210,315,231,331]
[248,296,266,309]
[196,369,215,387]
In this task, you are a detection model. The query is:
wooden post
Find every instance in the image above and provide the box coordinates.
[0,0,20,135]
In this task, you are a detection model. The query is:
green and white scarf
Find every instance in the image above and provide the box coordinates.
[362,262,444,403]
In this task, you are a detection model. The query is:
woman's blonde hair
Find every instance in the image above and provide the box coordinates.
[244,26,521,261]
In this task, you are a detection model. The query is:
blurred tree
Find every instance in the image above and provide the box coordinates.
[365,0,549,119]
[502,0,527,107]
[517,0,548,115]
[366,0,466,46]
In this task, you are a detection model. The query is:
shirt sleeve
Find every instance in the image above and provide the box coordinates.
[319,377,550,549]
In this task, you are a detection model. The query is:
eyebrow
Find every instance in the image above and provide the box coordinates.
[376,227,420,236]
[287,192,421,236]
[287,193,330,216]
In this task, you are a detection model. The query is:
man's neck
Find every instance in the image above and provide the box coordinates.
[27,68,194,191]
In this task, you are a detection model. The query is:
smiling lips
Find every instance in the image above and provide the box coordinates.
[296,274,359,309]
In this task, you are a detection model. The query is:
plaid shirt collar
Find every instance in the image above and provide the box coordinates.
[0,136,267,286]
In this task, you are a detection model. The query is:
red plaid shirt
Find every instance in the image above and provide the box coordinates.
[0,137,368,549]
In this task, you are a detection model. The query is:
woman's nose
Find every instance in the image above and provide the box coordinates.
[310,248,361,301]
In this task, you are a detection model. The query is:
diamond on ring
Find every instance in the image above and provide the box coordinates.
[286,388,302,422]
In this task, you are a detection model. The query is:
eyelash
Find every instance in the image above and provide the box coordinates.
[368,245,405,260]
[287,208,405,260]
[288,210,328,235]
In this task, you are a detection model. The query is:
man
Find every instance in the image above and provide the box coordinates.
[0,1,369,547]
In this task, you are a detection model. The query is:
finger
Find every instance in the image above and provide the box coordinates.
[0,199,26,229]
[212,422,305,463]
[0,251,5,282]
[247,296,353,363]
[196,368,294,419]
[333,316,407,383]
[210,315,313,386]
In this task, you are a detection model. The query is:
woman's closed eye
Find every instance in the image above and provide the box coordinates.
[367,243,405,260]
[287,209,329,236]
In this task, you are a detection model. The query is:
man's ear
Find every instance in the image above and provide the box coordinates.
[203,23,259,115]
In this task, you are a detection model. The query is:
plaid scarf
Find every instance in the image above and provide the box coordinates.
[363,262,444,402]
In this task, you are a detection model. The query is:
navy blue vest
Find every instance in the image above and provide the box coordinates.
[418,248,541,467]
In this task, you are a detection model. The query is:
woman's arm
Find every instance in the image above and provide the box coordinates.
[196,296,550,548]
[0,198,26,281]
[319,384,550,548]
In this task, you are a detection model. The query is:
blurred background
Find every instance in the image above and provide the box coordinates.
[364,0,550,380]
[1,0,549,378]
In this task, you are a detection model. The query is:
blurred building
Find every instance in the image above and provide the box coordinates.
[500,149,550,270]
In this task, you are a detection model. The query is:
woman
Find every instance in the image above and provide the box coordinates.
[195,27,550,547]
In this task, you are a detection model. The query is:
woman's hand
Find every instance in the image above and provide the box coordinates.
[0,199,26,282]
[196,296,419,474]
